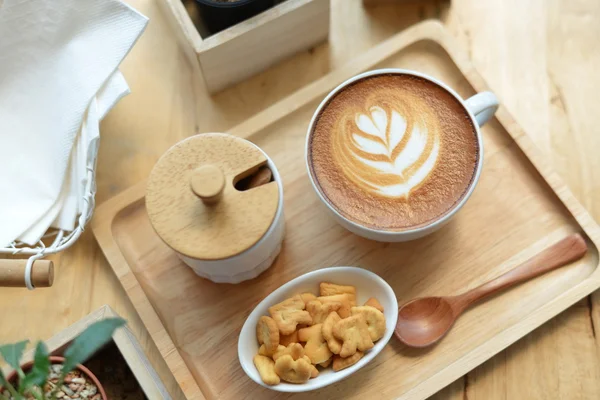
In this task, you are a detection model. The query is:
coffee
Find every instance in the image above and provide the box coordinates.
[307,73,479,231]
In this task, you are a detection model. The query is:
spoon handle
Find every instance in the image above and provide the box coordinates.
[454,234,587,311]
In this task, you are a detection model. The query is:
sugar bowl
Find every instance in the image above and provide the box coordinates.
[146,133,284,283]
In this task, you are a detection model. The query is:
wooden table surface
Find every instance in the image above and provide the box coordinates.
[2,0,599,399]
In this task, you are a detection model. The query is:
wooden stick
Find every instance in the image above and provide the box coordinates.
[0,259,54,288]
[246,166,272,189]
[453,234,587,310]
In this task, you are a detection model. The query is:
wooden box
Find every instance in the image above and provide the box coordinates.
[4,306,171,400]
[158,0,330,93]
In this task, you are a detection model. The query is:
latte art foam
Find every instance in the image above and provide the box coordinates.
[309,74,479,231]
[335,98,441,198]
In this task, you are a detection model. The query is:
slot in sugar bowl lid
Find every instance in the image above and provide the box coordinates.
[146,133,280,261]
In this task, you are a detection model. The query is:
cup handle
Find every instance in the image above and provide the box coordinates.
[464,92,499,126]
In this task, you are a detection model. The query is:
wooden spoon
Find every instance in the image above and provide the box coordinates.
[394,233,588,348]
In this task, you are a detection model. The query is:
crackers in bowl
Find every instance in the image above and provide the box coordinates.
[239,267,397,392]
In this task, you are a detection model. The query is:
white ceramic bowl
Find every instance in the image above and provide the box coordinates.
[238,267,398,392]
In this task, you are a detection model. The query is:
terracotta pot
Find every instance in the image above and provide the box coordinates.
[5,356,107,400]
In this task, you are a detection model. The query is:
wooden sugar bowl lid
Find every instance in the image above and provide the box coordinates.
[146,133,285,284]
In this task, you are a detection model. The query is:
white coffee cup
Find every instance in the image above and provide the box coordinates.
[305,69,499,242]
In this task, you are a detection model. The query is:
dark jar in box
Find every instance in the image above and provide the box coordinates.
[195,0,276,35]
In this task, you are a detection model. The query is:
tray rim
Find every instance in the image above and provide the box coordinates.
[91,20,600,400]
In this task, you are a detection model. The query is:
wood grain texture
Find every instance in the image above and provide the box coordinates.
[3,1,599,400]
[395,234,588,348]
[145,133,279,260]
[0,259,54,287]
[159,0,330,93]
[456,234,588,307]
[189,165,225,203]
[91,21,600,400]
[448,1,600,399]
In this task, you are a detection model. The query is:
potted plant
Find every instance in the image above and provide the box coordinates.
[194,0,276,35]
[0,318,125,400]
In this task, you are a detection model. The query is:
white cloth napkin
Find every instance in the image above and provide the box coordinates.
[0,0,148,247]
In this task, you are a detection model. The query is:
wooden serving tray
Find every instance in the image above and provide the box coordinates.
[92,21,600,400]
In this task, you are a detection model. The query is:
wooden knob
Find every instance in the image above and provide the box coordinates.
[0,259,54,288]
[190,165,225,204]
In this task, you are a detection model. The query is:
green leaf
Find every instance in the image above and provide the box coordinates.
[24,386,43,400]
[0,340,28,370]
[0,368,21,399]
[62,318,125,373]
[20,342,49,391]
[0,368,8,388]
